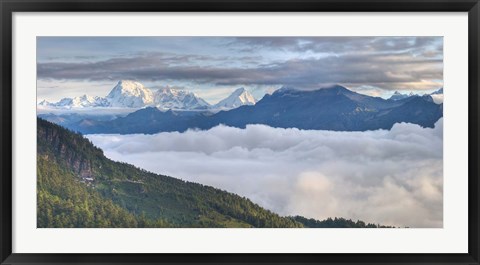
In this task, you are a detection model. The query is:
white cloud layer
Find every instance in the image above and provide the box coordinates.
[87,120,443,228]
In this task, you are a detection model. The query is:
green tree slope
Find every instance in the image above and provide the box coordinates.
[37,118,302,228]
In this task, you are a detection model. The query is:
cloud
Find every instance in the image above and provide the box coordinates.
[87,119,443,228]
[37,37,443,93]
[232,37,443,57]
[431,94,444,104]
[37,52,442,91]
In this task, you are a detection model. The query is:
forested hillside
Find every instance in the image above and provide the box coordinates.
[37,118,303,228]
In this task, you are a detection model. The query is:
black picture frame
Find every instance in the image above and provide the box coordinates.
[1,0,479,264]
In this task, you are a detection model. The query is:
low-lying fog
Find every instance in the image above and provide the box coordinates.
[87,119,443,228]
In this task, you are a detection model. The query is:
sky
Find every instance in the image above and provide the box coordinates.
[37,36,443,104]
[88,118,443,228]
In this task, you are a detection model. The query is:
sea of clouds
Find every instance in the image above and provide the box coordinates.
[87,119,443,228]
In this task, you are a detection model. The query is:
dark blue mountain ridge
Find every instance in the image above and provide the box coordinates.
[195,85,442,131]
[67,108,207,134]
[61,85,443,134]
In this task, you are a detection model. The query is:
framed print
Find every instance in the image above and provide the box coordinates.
[1,0,479,264]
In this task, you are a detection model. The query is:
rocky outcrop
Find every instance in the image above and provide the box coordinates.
[37,120,97,181]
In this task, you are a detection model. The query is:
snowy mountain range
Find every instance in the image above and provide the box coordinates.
[388,88,443,104]
[55,84,443,134]
[39,94,109,108]
[38,80,257,110]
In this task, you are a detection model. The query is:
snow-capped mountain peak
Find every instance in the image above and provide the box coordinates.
[155,86,187,99]
[213,87,257,109]
[110,80,147,95]
[75,94,96,104]
[154,87,210,110]
[106,80,154,108]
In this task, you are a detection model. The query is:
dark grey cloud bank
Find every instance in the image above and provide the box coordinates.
[38,50,441,90]
[37,37,443,94]
[88,119,443,228]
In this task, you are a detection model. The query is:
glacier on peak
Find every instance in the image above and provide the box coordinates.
[106,80,155,108]
[154,87,211,110]
[213,87,257,109]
